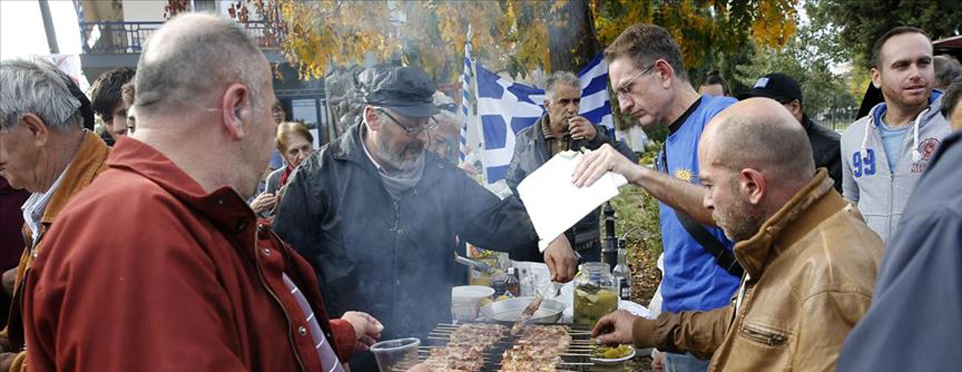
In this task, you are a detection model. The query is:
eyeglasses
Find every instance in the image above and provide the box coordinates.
[377,108,439,135]
[615,62,659,99]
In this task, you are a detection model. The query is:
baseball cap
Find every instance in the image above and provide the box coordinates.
[358,65,438,118]
[737,72,803,104]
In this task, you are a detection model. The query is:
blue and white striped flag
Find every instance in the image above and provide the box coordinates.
[476,65,546,183]
[459,28,474,162]
[578,53,615,137]
[474,52,615,184]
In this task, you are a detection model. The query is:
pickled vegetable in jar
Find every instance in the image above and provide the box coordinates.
[573,262,618,327]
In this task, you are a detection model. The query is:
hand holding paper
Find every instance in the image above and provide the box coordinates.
[571,143,642,188]
[518,148,628,251]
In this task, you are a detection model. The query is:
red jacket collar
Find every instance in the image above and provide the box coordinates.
[107,137,256,232]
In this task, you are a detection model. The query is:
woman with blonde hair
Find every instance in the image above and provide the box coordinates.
[250,121,314,215]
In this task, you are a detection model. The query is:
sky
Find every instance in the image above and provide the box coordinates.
[0,0,83,61]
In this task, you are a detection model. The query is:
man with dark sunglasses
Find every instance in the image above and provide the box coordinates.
[274,64,578,371]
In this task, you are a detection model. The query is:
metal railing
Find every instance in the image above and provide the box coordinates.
[80,20,280,54]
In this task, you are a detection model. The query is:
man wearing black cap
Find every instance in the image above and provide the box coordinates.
[738,72,843,191]
[0,58,109,371]
[274,64,578,370]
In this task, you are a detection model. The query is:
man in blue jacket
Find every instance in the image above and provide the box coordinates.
[572,23,740,372]
[838,76,962,371]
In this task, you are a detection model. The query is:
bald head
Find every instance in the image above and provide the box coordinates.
[702,98,814,186]
[698,98,815,241]
[135,13,269,117]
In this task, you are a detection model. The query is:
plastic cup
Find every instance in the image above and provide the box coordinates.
[370,337,421,372]
[452,285,495,321]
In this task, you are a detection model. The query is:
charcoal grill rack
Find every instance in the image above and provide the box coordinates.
[397,322,625,372]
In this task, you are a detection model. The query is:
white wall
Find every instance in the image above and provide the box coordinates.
[122,0,166,22]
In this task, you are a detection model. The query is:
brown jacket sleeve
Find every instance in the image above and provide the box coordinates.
[633,305,734,360]
[8,352,26,372]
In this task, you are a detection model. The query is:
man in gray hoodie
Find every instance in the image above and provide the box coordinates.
[840,26,951,243]
[837,76,962,372]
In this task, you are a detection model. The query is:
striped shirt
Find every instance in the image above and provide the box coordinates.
[21,168,68,246]
[282,273,346,372]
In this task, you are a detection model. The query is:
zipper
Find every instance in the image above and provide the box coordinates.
[253,235,308,372]
[393,199,400,287]
[740,324,788,346]
[888,173,895,238]
[889,120,913,239]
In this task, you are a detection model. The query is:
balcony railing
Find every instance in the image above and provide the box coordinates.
[80,20,281,54]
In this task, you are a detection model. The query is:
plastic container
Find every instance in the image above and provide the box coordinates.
[573,262,618,327]
[370,337,421,372]
[451,285,495,321]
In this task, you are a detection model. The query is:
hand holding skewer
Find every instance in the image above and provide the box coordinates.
[591,310,638,345]
[543,235,577,283]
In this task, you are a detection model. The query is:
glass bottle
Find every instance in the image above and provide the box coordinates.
[612,239,632,301]
[573,262,618,327]
[505,267,520,297]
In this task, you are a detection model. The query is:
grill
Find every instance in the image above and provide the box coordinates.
[394,322,611,372]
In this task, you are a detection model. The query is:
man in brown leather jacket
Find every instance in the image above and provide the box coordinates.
[590,98,885,371]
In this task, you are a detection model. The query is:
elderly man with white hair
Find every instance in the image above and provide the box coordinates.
[0,58,109,372]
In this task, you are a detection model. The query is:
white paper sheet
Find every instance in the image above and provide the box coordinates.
[517,150,628,251]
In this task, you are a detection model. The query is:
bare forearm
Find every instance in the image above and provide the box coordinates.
[626,165,716,226]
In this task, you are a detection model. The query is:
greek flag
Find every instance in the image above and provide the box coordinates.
[459,28,474,161]
[476,65,546,183]
[577,53,614,136]
[473,52,615,184]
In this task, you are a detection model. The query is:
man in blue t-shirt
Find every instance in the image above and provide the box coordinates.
[572,24,740,372]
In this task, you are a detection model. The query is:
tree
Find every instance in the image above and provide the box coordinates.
[735,40,857,129]
[735,1,859,130]
[236,0,799,82]
[549,0,601,73]
[811,0,962,69]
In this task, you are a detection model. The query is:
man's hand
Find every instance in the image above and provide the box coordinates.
[250,192,277,215]
[543,235,577,282]
[341,311,384,351]
[2,268,17,296]
[568,116,597,142]
[572,144,643,188]
[458,162,479,176]
[591,310,638,345]
[652,350,665,372]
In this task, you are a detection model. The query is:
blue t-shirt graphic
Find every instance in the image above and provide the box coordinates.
[657,95,741,313]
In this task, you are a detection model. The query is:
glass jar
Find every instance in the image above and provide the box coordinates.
[573,262,619,327]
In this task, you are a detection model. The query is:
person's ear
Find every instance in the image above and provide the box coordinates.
[740,168,766,205]
[789,100,802,117]
[871,67,882,89]
[656,59,674,89]
[20,113,51,147]
[221,83,249,140]
[364,106,382,132]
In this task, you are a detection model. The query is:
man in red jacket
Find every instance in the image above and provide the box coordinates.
[24,13,381,371]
